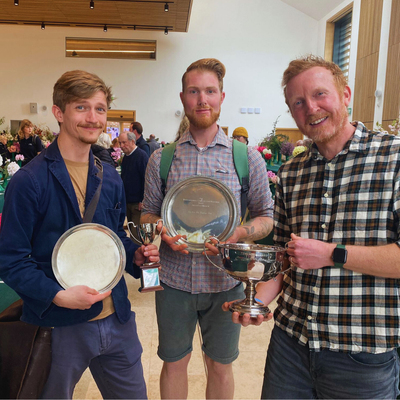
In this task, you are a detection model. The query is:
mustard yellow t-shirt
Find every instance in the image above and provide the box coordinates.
[64,158,115,321]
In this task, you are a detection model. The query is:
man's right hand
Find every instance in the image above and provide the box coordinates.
[53,286,111,310]
[222,301,273,327]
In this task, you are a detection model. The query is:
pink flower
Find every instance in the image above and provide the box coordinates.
[15,154,25,161]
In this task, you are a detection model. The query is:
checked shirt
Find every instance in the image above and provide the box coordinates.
[274,122,400,354]
[142,127,273,294]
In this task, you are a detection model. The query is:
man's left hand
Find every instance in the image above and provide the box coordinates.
[286,233,335,270]
[134,244,160,267]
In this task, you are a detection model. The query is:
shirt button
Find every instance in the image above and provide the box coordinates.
[312,287,317,292]
[324,193,329,198]
[328,163,333,168]
[307,315,313,321]
[321,224,326,229]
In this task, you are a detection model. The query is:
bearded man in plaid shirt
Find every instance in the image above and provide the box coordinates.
[141,58,274,399]
[226,55,400,399]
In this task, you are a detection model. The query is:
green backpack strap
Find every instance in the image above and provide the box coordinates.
[232,139,249,222]
[160,142,177,197]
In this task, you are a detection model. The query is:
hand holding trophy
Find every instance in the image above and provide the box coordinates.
[128,220,164,293]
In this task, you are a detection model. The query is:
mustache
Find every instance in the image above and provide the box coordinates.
[306,114,328,125]
[78,123,103,129]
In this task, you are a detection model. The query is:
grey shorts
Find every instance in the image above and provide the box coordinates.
[156,282,244,364]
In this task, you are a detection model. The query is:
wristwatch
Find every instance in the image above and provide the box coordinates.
[332,244,347,268]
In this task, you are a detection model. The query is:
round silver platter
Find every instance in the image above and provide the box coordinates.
[52,223,126,293]
[161,176,240,253]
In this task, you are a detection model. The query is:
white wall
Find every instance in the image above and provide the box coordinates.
[0,0,319,145]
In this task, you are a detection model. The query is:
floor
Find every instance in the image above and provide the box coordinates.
[73,273,277,399]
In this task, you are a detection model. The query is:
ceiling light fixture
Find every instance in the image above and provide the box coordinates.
[90,1,94,9]
[164,2,169,11]
[41,22,45,29]
[14,0,19,5]
[164,27,168,35]
[103,24,107,32]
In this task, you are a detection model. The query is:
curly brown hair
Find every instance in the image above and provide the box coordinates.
[182,58,226,92]
[53,70,112,112]
[282,55,347,105]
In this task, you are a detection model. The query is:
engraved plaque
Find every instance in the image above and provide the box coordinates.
[161,176,240,253]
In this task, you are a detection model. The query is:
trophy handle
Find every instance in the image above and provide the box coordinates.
[127,221,143,245]
[156,219,164,236]
[204,236,226,273]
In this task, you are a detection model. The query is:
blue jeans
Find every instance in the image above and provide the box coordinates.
[40,312,147,399]
[262,325,399,399]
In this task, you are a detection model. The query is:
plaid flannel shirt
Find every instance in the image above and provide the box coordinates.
[274,122,400,353]
[142,127,273,293]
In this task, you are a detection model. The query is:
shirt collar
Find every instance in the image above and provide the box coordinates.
[178,126,229,149]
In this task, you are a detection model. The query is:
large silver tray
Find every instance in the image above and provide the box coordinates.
[161,176,240,253]
[52,223,126,293]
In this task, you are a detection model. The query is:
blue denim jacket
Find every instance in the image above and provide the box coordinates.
[0,138,139,327]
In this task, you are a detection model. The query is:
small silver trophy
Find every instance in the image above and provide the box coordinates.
[205,237,287,317]
[127,220,164,293]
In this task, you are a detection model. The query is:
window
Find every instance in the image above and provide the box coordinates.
[332,12,352,78]
[66,38,156,60]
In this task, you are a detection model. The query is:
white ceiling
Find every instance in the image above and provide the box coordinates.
[280,0,347,21]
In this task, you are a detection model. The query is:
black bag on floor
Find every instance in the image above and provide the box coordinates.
[0,299,52,399]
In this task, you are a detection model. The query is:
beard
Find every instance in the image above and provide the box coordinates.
[185,107,220,130]
[302,105,348,144]
[77,123,104,144]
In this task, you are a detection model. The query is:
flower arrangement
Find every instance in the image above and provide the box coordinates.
[256,146,272,161]
[34,124,57,147]
[280,141,295,157]
[7,161,20,177]
[0,154,20,181]
[376,117,400,136]
[292,145,308,157]
[111,147,123,165]
[267,170,277,184]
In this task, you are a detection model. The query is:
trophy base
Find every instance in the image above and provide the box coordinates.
[139,263,164,293]
[229,300,271,318]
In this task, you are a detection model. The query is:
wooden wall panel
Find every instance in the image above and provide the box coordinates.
[356,0,383,59]
[353,53,379,124]
[352,0,383,124]
[382,0,400,122]
[276,128,303,144]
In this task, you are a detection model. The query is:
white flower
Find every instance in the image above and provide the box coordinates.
[262,148,272,155]
[7,161,20,176]
[0,154,2,166]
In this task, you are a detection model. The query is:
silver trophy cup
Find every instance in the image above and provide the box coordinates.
[127,220,164,292]
[205,237,287,317]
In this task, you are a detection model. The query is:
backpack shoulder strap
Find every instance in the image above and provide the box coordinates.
[160,142,177,197]
[232,139,249,222]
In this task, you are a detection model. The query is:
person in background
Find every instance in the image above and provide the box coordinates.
[141,58,274,399]
[119,131,149,239]
[147,134,160,155]
[175,115,190,142]
[130,122,150,156]
[226,54,400,399]
[18,119,44,166]
[232,127,249,145]
[0,135,8,166]
[91,133,115,167]
[0,70,159,399]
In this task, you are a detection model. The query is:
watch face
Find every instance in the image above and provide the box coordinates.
[333,247,347,264]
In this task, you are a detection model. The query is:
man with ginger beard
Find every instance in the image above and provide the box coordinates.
[141,58,274,399]
[0,70,160,399]
[224,55,400,399]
